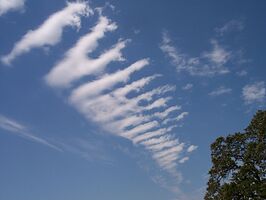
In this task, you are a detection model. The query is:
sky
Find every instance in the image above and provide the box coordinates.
[0,0,265,200]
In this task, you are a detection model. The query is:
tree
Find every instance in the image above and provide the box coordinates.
[205,110,266,200]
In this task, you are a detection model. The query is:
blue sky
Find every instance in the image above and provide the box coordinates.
[0,0,265,199]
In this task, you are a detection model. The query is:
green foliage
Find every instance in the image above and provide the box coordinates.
[205,110,266,200]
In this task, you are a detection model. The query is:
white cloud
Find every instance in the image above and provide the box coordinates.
[160,32,231,76]
[59,136,113,164]
[215,19,244,36]
[187,145,198,153]
[108,115,151,131]
[209,86,232,96]
[0,114,62,151]
[112,74,160,98]
[236,70,248,77]
[1,2,92,65]
[70,75,189,174]
[153,143,185,166]
[79,78,166,124]
[44,15,196,179]
[68,74,189,174]
[153,144,184,160]
[63,58,190,175]
[69,59,149,104]
[182,83,193,90]
[133,127,173,144]
[77,84,176,125]
[141,135,174,146]
[162,112,188,125]
[179,157,189,164]
[122,121,159,139]
[45,16,125,88]
[153,106,181,119]
[0,0,25,16]
[144,97,171,110]
[202,40,230,65]
[145,138,179,151]
[0,114,26,132]
[175,112,189,121]
[160,32,187,72]
[242,81,265,104]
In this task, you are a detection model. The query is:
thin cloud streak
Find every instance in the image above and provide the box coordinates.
[45,15,126,88]
[0,115,62,151]
[69,59,149,104]
[0,0,25,16]
[182,83,193,91]
[162,112,189,125]
[1,2,92,65]
[179,156,189,164]
[160,32,231,76]
[242,81,265,104]
[215,19,244,36]
[44,14,196,179]
[187,145,198,153]
[209,86,232,96]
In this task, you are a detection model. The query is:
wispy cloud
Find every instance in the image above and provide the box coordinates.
[187,145,198,153]
[160,32,231,76]
[69,59,149,104]
[0,114,114,163]
[0,0,25,16]
[179,156,189,164]
[242,81,265,104]
[1,2,92,65]
[182,83,193,91]
[45,15,127,88]
[162,112,188,125]
[68,72,188,176]
[58,136,114,164]
[236,70,248,77]
[208,86,232,96]
[44,14,197,180]
[215,19,244,36]
[202,40,231,65]
[0,114,62,151]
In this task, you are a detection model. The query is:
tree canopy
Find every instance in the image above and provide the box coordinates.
[205,110,266,200]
